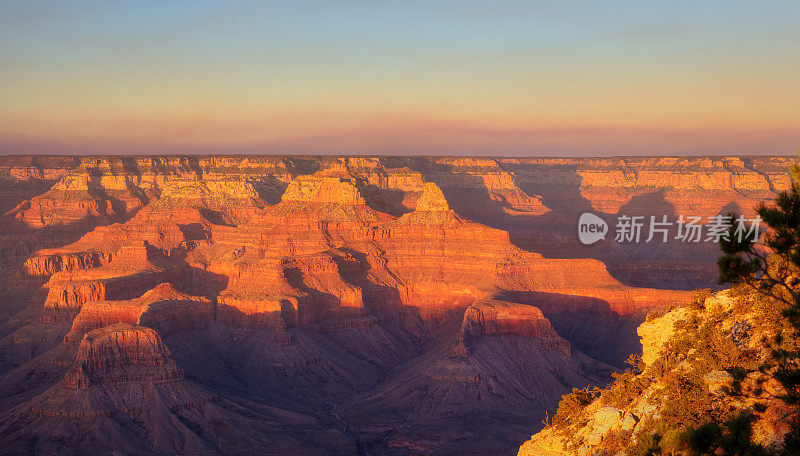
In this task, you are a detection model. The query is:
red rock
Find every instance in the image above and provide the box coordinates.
[40,242,174,317]
[461,300,570,353]
[23,250,112,277]
[415,182,450,212]
[0,154,788,456]
[64,323,183,389]
[65,283,213,341]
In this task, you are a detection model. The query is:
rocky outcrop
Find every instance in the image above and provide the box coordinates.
[415,182,450,211]
[155,178,265,225]
[0,320,354,455]
[64,323,183,388]
[518,289,796,456]
[5,172,149,229]
[340,301,612,456]
[23,250,112,277]
[40,243,174,317]
[461,300,570,353]
[65,283,213,341]
[281,176,367,205]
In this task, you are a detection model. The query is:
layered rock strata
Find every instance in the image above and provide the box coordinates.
[0,154,786,455]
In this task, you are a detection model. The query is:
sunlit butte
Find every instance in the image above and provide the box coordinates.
[1,1,798,155]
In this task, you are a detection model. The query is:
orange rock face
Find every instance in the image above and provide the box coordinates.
[65,283,213,341]
[0,154,786,456]
[461,300,569,351]
[64,323,183,388]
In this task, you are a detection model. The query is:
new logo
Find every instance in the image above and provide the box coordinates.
[578,213,608,245]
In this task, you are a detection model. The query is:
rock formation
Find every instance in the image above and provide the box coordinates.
[0,154,789,455]
[0,323,353,455]
[518,289,796,456]
[64,323,184,388]
[460,300,568,349]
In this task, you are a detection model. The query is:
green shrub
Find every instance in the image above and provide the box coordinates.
[553,387,598,428]
[601,370,648,408]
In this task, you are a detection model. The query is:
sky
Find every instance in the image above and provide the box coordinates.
[0,0,798,156]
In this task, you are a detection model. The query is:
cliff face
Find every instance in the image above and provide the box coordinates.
[0,154,787,455]
[0,322,354,455]
[461,300,566,344]
[64,323,184,388]
[2,155,787,290]
[339,299,614,455]
[65,283,213,341]
[518,288,796,456]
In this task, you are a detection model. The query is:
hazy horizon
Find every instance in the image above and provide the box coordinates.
[1,1,798,156]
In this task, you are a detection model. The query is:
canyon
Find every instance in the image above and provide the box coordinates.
[0,155,790,455]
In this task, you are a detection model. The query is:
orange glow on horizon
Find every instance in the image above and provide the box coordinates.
[1,2,798,156]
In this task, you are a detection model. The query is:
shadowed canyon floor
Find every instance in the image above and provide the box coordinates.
[0,155,789,455]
